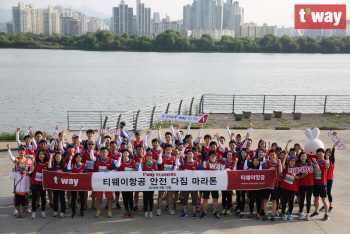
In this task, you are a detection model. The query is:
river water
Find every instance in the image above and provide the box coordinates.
[0,49,349,132]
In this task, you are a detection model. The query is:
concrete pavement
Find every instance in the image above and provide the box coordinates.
[1,129,349,234]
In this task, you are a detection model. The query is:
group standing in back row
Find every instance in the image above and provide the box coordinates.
[8,122,336,222]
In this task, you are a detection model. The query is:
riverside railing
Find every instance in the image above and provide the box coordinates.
[201,94,350,114]
[66,111,124,130]
[102,96,203,133]
[68,95,349,132]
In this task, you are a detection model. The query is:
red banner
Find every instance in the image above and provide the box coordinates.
[227,170,276,190]
[43,170,93,191]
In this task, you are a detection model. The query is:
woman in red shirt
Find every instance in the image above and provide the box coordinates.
[30,149,49,219]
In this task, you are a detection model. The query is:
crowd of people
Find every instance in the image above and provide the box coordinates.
[7,121,336,222]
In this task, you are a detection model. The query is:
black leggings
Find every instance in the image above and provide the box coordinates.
[282,189,295,214]
[221,191,232,210]
[143,191,154,212]
[53,190,66,213]
[71,191,85,213]
[327,179,333,203]
[249,190,262,214]
[32,188,46,212]
[236,190,246,212]
[122,192,134,212]
[299,186,313,213]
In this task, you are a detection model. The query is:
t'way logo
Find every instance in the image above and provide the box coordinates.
[295,4,346,29]
[54,176,79,186]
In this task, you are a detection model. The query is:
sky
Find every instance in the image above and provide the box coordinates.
[0,0,349,27]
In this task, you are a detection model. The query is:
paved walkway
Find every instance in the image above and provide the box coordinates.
[0,129,349,234]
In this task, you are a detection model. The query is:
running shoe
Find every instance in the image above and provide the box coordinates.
[156,209,161,216]
[198,198,202,205]
[31,212,36,219]
[173,203,178,210]
[53,211,58,217]
[235,209,241,215]
[226,210,230,216]
[107,211,112,218]
[145,212,149,219]
[13,208,18,216]
[271,215,275,221]
[320,206,325,211]
[92,204,96,210]
[288,214,293,220]
[310,211,320,218]
[221,210,226,215]
[298,213,303,220]
[16,213,22,218]
[192,211,197,219]
[329,207,333,212]
[322,214,329,221]
[305,213,310,221]
[123,211,129,218]
[240,211,244,218]
[49,202,53,209]
[80,211,84,217]
[200,212,207,219]
[212,212,220,219]
[95,211,100,218]
[84,204,87,210]
[168,209,175,215]
[41,212,46,218]
[248,213,253,219]
[196,206,200,213]
[36,203,40,209]
[263,214,268,221]
[133,206,139,212]
[129,211,135,218]
[25,206,32,213]
[149,212,153,219]
[181,211,188,218]
[282,214,287,221]
[256,213,261,219]
[275,210,279,216]
[71,212,76,218]
[59,212,65,218]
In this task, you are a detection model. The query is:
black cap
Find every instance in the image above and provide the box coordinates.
[18,146,26,150]
[276,147,282,151]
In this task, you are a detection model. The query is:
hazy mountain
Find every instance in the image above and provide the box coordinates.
[75,4,111,19]
[0,8,12,23]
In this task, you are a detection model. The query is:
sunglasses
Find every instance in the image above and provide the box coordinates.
[88,144,95,146]
[210,155,216,157]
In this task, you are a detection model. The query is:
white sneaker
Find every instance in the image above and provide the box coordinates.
[275,210,279,216]
[168,209,175,215]
[41,211,46,218]
[25,207,32,213]
[31,212,36,219]
[53,211,58,217]
[156,209,161,216]
[59,212,65,218]
[298,213,303,220]
[145,212,149,219]
[305,213,310,221]
[148,212,153,219]
[13,208,18,216]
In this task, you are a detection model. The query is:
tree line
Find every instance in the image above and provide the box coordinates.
[1,30,350,53]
